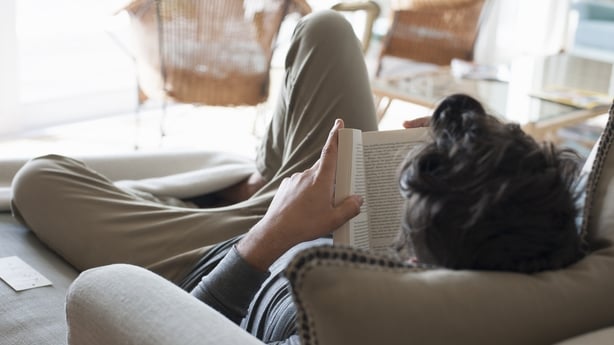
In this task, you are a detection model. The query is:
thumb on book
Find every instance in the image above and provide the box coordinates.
[332,194,363,227]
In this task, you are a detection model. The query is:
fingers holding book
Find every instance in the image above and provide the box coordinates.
[236,119,363,271]
[402,116,431,129]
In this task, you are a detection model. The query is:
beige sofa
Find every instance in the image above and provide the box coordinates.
[3,109,614,344]
[0,150,254,344]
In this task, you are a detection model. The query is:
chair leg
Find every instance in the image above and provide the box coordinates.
[374,95,392,123]
[133,85,147,151]
[134,104,141,151]
[160,97,168,139]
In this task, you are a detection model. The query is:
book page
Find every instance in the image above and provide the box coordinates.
[361,128,429,252]
[333,129,370,250]
[348,140,370,249]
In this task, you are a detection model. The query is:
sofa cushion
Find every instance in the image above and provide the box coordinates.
[287,244,614,345]
[287,108,614,345]
[0,212,79,345]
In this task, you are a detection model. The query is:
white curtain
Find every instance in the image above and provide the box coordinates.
[0,0,137,138]
[0,0,21,135]
[474,0,572,65]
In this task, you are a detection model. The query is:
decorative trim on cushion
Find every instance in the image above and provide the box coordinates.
[285,245,425,345]
[579,102,614,244]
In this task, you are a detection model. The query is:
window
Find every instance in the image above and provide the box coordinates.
[1,0,138,136]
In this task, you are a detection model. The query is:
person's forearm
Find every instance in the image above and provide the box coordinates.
[191,245,270,324]
[236,220,296,272]
[236,119,362,272]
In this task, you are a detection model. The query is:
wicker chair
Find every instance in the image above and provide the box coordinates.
[332,1,381,53]
[121,0,311,108]
[373,0,490,120]
[377,0,488,76]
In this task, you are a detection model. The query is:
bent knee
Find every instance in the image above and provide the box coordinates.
[296,9,356,45]
[11,154,81,209]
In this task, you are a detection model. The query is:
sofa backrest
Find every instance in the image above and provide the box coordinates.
[287,107,614,345]
[582,106,614,245]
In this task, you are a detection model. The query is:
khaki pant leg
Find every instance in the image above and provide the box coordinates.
[10,11,376,283]
[11,155,273,283]
[256,10,378,194]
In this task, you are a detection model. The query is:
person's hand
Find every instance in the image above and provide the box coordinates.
[403,116,431,129]
[237,119,363,271]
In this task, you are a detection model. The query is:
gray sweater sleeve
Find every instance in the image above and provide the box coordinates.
[190,246,302,345]
[191,245,270,324]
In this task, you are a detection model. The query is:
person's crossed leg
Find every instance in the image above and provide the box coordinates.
[10,10,378,283]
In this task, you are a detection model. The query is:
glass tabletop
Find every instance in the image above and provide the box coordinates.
[371,54,614,126]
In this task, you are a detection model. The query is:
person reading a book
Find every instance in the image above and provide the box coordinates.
[11,10,584,345]
[187,93,584,344]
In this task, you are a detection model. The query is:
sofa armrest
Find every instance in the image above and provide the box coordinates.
[66,264,264,345]
[554,326,614,345]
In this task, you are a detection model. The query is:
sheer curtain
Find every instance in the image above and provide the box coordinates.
[474,0,572,65]
[0,0,136,138]
[0,0,20,136]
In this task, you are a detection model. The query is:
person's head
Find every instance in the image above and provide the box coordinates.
[397,93,585,273]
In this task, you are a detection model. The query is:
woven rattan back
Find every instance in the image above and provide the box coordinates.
[126,0,299,106]
[377,0,487,74]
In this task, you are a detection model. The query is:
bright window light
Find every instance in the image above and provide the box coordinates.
[16,0,138,130]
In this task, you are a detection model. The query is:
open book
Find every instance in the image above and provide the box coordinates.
[333,127,429,252]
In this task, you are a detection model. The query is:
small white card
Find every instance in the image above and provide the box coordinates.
[0,256,53,291]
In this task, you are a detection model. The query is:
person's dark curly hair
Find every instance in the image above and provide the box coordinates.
[397,94,585,273]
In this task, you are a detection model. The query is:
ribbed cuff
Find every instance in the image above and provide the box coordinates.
[191,245,270,324]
